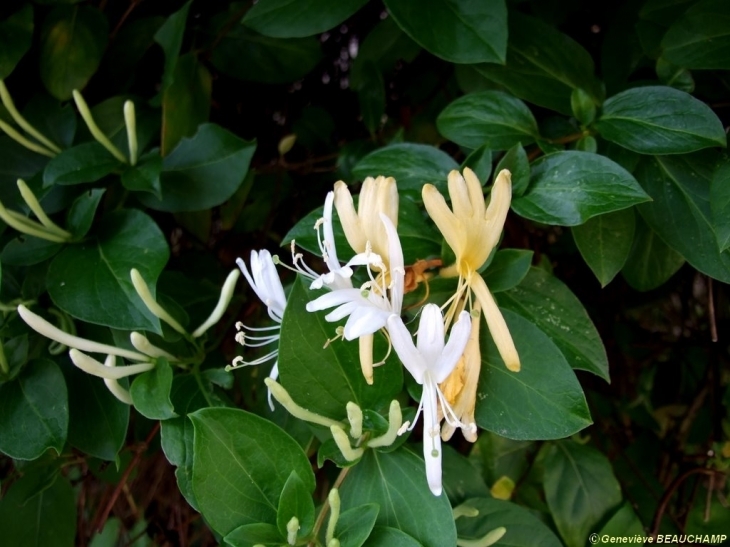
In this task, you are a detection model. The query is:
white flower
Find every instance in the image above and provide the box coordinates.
[386,304,472,496]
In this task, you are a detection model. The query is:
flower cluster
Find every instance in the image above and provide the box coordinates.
[232,168,519,496]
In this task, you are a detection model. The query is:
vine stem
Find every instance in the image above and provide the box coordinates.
[308,466,352,547]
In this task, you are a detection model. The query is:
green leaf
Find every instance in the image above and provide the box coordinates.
[48,209,169,332]
[138,124,255,212]
[572,208,636,287]
[153,0,191,92]
[495,143,530,197]
[462,144,492,182]
[0,473,76,547]
[243,0,368,38]
[383,0,506,64]
[161,53,211,156]
[211,23,322,84]
[482,249,533,293]
[1,236,62,266]
[130,358,177,420]
[656,57,695,93]
[352,143,459,195]
[498,267,609,380]
[469,431,535,488]
[0,4,34,79]
[39,6,108,100]
[571,88,596,126]
[362,527,422,547]
[599,501,645,537]
[476,309,591,440]
[437,91,539,151]
[455,497,562,547]
[574,135,597,153]
[0,359,68,460]
[43,142,121,187]
[661,0,730,70]
[66,188,105,239]
[711,156,730,252]
[276,470,315,539]
[335,504,380,547]
[512,151,650,226]
[190,407,315,536]
[21,94,78,150]
[635,152,730,283]
[596,86,727,154]
[544,441,622,547]
[472,13,603,115]
[278,277,403,421]
[621,215,685,291]
[340,449,457,547]
[63,362,129,460]
[121,153,162,199]
[441,445,490,505]
[224,523,283,547]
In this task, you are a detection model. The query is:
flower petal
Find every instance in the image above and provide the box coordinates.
[422,375,443,496]
[463,167,486,219]
[306,288,363,312]
[343,304,388,339]
[471,274,520,372]
[386,314,427,383]
[416,304,445,366]
[434,310,471,383]
[484,169,512,251]
[334,180,366,253]
[447,169,473,219]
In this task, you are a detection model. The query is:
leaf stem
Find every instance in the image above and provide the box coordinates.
[308,467,352,547]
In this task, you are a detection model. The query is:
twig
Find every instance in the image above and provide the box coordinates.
[708,277,718,342]
[650,468,719,537]
[308,466,352,547]
[111,0,143,40]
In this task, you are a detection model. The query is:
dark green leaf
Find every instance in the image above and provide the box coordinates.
[596,86,726,154]
[495,143,529,196]
[0,4,34,79]
[482,249,533,293]
[383,0,506,64]
[335,504,380,547]
[544,441,622,547]
[39,6,108,100]
[711,156,730,251]
[352,143,459,195]
[121,153,162,199]
[278,278,403,421]
[599,502,645,536]
[476,309,591,440]
[574,135,597,153]
[78,95,159,154]
[357,60,386,136]
[21,95,77,150]
[161,53,211,156]
[340,449,457,547]
[0,138,49,210]
[48,209,169,332]
[461,145,492,182]
[469,431,535,487]
[441,445,489,505]
[190,407,316,536]
[0,473,76,547]
[636,152,730,283]
[224,523,283,547]
[130,357,176,420]
[138,124,255,212]
[66,188,105,238]
[656,57,695,93]
[621,215,685,291]
[243,0,368,38]
[43,142,121,187]
[472,13,603,115]
[276,470,315,539]
[512,151,650,226]
[498,268,610,380]
[572,208,636,287]
[571,88,596,126]
[0,359,68,460]
[661,0,730,69]
[362,527,422,547]
[63,362,129,460]
[1,236,62,266]
[437,91,539,150]
[455,497,562,547]
[153,1,191,92]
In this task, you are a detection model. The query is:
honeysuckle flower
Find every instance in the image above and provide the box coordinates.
[386,304,472,496]
[229,250,286,409]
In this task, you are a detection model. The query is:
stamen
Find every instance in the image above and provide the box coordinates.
[323,326,345,348]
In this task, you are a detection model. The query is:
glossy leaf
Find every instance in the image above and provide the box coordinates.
[482,249,533,293]
[711,156,730,251]
[39,6,108,100]
[596,86,726,154]
[462,144,492,182]
[340,449,457,547]
[243,0,368,38]
[498,267,609,380]
[635,152,730,283]
[278,278,403,421]
[437,91,539,150]
[121,154,162,199]
[0,4,34,79]
[621,215,685,291]
[1,236,62,266]
[153,0,191,92]
[470,431,535,487]
[21,95,78,150]
[47,209,169,332]
[441,445,490,505]
[335,503,380,547]
[352,143,459,195]
[571,88,596,126]
[43,142,121,187]
[383,0,507,64]
[599,502,645,536]
[276,470,315,540]
[139,124,255,212]
[573,208,636,287]
[661,0,730,70]
[495,143,529,196]
[130,357,177,420]
[66,188,105,238]
[190,407,315,536]
[544,441,622,547]
[512,151,650,226]
[0,359,68,460]
[456,497,562,547]
[224,524,282,547]
[362,527,422,547]
[476,309,592,440]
